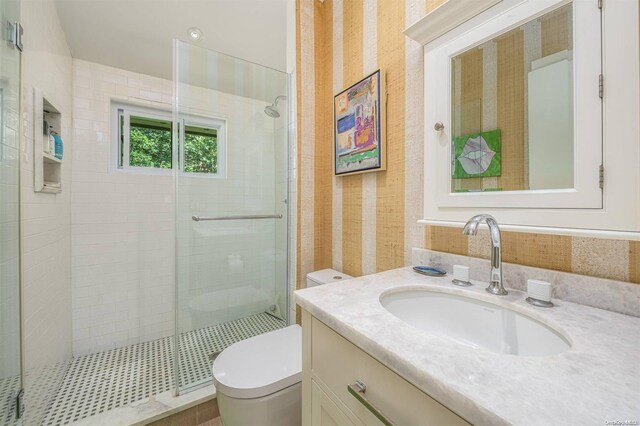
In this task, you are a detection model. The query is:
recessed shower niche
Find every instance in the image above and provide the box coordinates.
[33,88,63,193]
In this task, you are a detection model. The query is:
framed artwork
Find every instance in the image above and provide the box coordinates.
[452,129,502,179]
[334,69,385,176]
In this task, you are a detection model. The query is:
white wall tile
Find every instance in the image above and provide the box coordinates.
[71,59,293,353]
[20,0,74,423]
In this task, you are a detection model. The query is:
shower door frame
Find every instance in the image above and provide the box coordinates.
[171,40,294,396]
[1,0,24,419]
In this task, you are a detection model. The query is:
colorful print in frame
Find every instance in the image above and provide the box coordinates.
[334,70,385,175]
[451,129,502,179]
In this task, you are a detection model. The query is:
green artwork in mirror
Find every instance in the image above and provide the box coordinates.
[452,129,501,179]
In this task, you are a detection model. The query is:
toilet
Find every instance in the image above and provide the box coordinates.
[212,269,352,425]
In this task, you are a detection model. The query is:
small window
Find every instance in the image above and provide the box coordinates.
[113,103,225,177]
[124,114,173,169]
[183,125,219,174]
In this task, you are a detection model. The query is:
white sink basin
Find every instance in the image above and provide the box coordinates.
[380,288,571,356]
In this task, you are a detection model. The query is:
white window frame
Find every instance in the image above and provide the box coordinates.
[427,0,601,210]
[111,102,226,178]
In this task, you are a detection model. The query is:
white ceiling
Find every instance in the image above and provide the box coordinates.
[54,0,289,84]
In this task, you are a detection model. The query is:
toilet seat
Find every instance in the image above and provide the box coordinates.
[212,324,302,399]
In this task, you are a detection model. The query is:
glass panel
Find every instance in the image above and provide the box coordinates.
[450,3,574,192]
[128,115,173,169]
[0,0,22,422]
[184,125,217,174]
[174,41,289,392]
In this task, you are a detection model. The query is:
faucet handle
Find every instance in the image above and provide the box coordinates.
[526,280,553,307]
[451,265,472,287]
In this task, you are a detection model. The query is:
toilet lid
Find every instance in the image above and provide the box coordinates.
[212,324,302,399]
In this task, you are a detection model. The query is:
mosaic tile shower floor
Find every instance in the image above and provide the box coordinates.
[0,375,20,425]
[42,313,285,425]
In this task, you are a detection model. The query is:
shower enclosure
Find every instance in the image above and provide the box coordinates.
[173,41,290,393]
[0,0,22,423]
[0,35,290,425]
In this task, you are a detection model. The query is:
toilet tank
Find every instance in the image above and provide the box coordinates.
[306,269,352,287]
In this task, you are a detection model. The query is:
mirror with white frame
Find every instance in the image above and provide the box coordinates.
[450,3,574,193]
[410,0,640,235]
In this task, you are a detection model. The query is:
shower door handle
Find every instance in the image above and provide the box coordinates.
[192,214,283,222]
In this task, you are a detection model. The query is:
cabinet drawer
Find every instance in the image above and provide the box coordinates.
[311,317,469,426]
[311,379,356,426]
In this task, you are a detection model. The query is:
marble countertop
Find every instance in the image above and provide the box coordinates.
[295,267,640,425]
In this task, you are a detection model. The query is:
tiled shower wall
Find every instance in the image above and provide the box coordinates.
[175,80,286,334]
[294,0,639,303]
[71,59,288,355]
[20,0,73,423]
[71,60,175,356]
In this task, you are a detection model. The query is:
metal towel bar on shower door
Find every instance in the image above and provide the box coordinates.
[191,214,283,222]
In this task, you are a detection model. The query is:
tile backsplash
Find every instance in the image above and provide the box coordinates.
[413,248,640,317]
[425,226,639,284]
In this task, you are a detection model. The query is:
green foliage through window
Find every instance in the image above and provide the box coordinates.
[119,110,220,175]
[128,115,172,169]
[184,125,217,174]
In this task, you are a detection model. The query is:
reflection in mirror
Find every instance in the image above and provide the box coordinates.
[450,3,574,192]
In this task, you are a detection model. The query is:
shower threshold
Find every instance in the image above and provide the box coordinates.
[43,313,285,425]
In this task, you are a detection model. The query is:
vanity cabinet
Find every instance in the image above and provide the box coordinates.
[302,310,469,426]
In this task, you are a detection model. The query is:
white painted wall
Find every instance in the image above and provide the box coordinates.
[55,0,288,80]
[20,0,73,423]
[528,57,574,190]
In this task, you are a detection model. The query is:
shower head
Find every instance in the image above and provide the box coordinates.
[264,95,287,118]
[264,104,281,118]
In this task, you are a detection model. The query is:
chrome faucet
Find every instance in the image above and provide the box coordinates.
[462,214,508,296]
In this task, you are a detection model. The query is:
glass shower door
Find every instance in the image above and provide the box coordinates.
[174,41,289,393]
[0,0,22,422]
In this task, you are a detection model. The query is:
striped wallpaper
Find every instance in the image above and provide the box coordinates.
[295,0,639,319]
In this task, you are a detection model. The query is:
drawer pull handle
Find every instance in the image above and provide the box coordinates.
[347,381,395,426]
